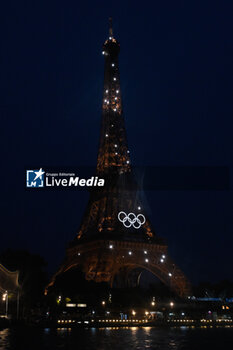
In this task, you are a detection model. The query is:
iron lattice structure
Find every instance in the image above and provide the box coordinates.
[48,20,191,298]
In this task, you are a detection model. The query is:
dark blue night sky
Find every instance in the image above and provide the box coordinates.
[0,1,232,285]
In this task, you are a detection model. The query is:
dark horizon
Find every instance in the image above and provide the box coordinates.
[1,1,232,286]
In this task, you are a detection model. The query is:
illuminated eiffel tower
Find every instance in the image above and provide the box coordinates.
[47,19,191,297]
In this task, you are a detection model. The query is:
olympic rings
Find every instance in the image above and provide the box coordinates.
[118,211,146,229]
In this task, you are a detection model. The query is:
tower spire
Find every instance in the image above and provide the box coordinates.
[97,19,131,175]
[109,17,113,37]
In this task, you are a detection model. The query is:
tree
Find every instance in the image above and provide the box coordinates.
[0,249,48,317]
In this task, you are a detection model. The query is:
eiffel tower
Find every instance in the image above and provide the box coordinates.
[47,19,191,298]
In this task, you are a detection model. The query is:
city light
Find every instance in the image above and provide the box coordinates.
[109,245,113,249]
[66,303,76,307]
[132,310,136,316]
[151,301,155,306]
[2,292,7,301]
[102,301,106,305]
[170,302,174,307]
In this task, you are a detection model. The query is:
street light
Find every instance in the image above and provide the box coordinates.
[151,301,155,306]
[102,301,106,306]
[2,291,8,317]
[132,310,136,316]
[170,302,174,307]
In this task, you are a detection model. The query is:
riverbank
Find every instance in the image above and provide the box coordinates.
[2,318,232,330]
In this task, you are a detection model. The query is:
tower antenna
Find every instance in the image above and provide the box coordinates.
[109,17,113,37]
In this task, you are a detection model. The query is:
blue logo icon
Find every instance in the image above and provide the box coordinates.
[26,168,45,187]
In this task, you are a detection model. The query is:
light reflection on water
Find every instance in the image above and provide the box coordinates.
[0,326,233,350]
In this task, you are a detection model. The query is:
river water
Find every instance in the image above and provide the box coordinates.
[0,326,233,349]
